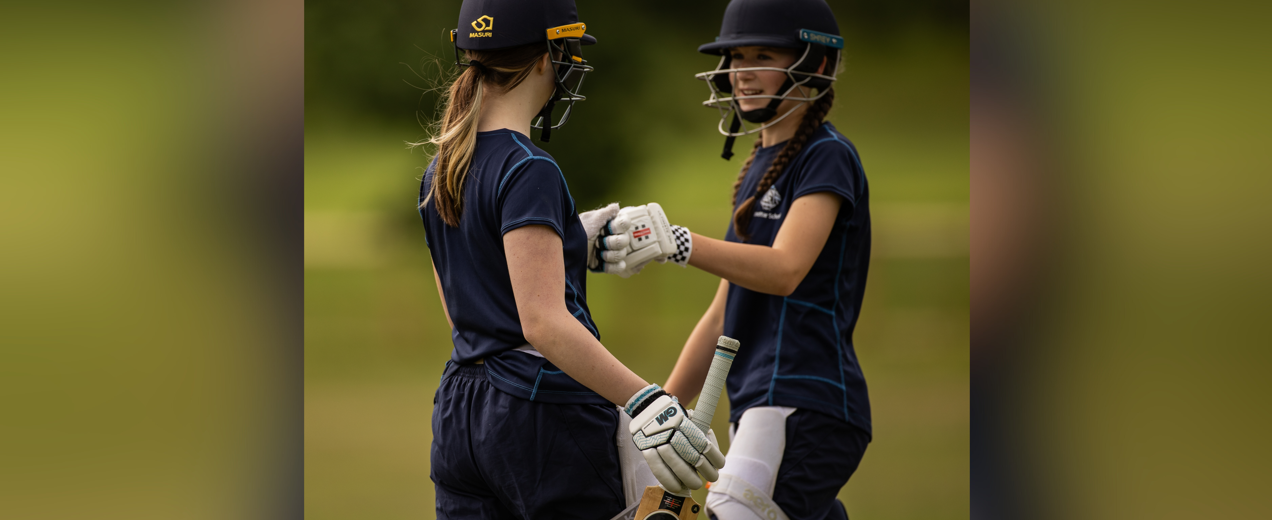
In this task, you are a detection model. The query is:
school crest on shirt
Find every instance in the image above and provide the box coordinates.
[759,187,782,211]
[752,187,784,220]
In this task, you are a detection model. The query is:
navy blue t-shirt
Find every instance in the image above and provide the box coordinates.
[722,122,873,437]
[419,129,607,405]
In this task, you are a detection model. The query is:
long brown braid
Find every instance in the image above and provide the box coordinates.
[731,138,763,207]
[731,88,836,242]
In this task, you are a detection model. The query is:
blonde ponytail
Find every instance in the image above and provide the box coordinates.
[423,66,484,226]
[415,43,549,227]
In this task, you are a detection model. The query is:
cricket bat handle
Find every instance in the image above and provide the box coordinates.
[691,336,740,434]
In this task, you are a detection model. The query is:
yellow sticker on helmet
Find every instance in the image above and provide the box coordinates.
[546,23,586,40]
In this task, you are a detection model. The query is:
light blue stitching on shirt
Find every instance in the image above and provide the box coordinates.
[530,369,545,401]
[529,368,567,401]
[773,374,846,389]
[785,298,835,315]
[509,131,533,156]
[487,368,533,392]
[499,134,576,213]
[834,223,850,419]
[763,127,864,419]
[768,299,788,406]
[823,129,856,420]
[564,277,598,337]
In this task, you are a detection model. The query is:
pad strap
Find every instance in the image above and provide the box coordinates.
[709,474,790,520]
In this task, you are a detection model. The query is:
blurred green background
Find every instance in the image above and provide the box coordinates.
[305,1,968,519]
[4,1,1269,519]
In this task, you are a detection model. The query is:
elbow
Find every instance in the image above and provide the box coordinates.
[521,314,548,346]
[762,276,799,297]
[774,280,798,297]
[771,267,806,297]
[519,309,559,347]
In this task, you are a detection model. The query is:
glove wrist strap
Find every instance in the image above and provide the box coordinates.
[669,225,692,267]
[625,384,668,417]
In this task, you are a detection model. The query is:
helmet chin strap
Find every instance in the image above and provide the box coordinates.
[721,113,742,160]
[721,76,797,159]
[739,92,786,123]
[537,96,557,142]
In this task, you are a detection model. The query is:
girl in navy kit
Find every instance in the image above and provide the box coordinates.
[416,1,723,519]
[595,1,870,519]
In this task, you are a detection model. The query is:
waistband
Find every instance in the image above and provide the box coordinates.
[442,353,610,405]
[442,360,488,381]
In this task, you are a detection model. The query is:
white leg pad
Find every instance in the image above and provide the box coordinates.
[706,474,790,520]
[705,406,796,520]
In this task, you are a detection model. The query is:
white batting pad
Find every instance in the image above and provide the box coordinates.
[705,406,797,520]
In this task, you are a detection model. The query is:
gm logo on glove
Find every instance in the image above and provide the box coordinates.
[655,406,678,425]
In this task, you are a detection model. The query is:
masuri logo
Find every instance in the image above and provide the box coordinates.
[471,15,493,32]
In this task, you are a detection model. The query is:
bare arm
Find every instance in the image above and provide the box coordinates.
[432,263,454,330]
[505,225,649,406]
[688,192,842,296]
[663,278,730,402]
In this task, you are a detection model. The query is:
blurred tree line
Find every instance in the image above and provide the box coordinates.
[305,0,966,209]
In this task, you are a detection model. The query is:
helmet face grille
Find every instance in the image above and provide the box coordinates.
[532,37,593,134]
[694,42,839,138]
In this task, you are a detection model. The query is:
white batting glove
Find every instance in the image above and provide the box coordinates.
[625,384,726,495]
[595,203,693,277]
[580,203,627,273]
[686,408,725,481]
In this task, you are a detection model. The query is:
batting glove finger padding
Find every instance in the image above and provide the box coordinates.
[594,203,690,276]
[598,233,631,251]
[598,249,628,263]
[658,443,704,490]
[695,428,725,482]
[581,203,621,272]
[601,260,630,275]
[642,448,690,495]
[626,385,723,495]
[683,409,724,482]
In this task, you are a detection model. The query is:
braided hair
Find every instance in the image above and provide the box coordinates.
[730,88,836,242]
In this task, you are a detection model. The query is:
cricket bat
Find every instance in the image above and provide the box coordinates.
[631,335,740,520]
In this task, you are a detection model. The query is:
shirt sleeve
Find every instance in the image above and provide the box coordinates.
[790,139,862,209]
[497,157,573,239]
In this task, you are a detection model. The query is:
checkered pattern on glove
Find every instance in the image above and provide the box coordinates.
[662,225,692,268]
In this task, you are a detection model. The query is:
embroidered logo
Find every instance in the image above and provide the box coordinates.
[470,15,493,38]
[759,187,782,211]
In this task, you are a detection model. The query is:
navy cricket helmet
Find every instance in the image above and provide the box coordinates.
[449,0,596,142]
[694,0,844,159]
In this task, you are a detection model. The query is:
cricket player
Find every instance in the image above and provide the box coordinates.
[417,1,724,518]
[594,1,872,519]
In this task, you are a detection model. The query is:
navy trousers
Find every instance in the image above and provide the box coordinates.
[771,409,870,520]
[431,363,626,520]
